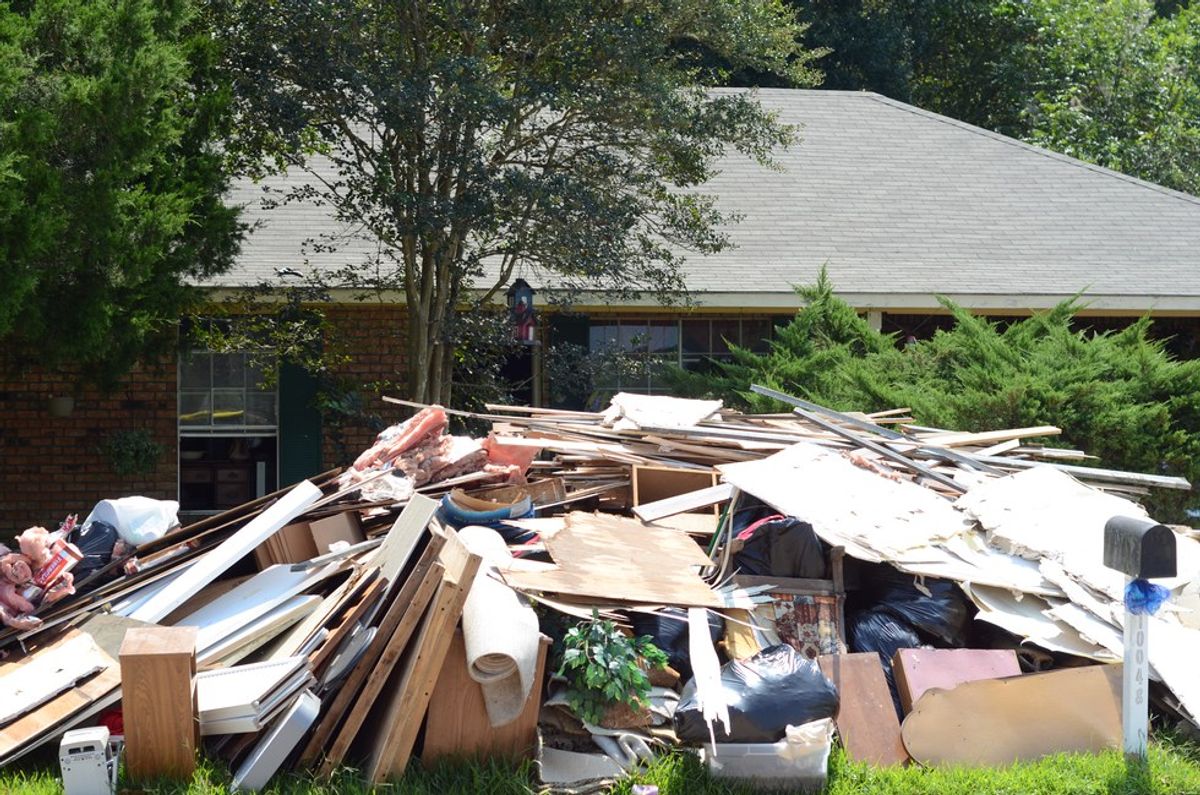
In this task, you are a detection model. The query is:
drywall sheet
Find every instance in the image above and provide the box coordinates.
[457,525,541,727]
[901,664,1122,766]
[962,584,1115,661]
[0,632,109,725]
[719,442,971,560]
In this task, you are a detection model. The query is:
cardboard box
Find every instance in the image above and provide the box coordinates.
[309,511,364,553]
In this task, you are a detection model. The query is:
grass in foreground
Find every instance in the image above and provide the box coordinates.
[5,736,1200,794]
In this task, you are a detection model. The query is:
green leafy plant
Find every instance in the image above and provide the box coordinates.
[101,429,165,477]
[556,611,669,726]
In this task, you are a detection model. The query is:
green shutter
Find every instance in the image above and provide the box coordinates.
[278,362,323,484]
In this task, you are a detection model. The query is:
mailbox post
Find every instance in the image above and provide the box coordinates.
[1103,515,1177,760]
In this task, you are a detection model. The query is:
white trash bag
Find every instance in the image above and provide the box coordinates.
[83,497,180,547]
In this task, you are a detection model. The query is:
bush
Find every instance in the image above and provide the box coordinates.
[668,271,1200,520]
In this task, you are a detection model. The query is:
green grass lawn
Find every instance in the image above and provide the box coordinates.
[6,735,1200,795]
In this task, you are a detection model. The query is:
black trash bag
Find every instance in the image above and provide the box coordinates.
[674,644,839,744]
[628,607,724,683]
[71,521,119,582]
[847,609,920,719]
[733,517,828,579]
[861,563,970,646]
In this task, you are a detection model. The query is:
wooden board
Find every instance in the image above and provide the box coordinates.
[901,664,1122,766]
[363,530,482,784]
[301,534,446,771]
[892,648,1021,714]
[722,609,763,661]
[818,653,908,766]
[314,540,449,776]
[422,630,549,762]
[632,483,733,523]
[308,573,385,674]
[0,652,120,764]
[501,511,719,608]
[119,626,199,781]
[632,465,720,514]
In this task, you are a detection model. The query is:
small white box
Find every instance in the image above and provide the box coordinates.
[60,727,119,795]
[700,718,833,792]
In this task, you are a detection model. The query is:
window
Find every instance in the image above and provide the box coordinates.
[178,352,279,514]
[587,316,778,401]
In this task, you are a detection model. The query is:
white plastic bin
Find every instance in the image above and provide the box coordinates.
[700,718,833,792]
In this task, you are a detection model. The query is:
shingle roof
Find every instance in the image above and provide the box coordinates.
[214,89,1200,311]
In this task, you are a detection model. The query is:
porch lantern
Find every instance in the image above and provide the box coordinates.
[506,278,538,345]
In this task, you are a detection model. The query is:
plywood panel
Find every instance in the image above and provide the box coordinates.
[501,512,719,607]
[422,630,549,762]
[901,664,1122,766]
[892,648,1020,715]
[818,653,908,766]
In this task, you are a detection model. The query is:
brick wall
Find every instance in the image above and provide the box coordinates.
[319,303,412,468]
[0,357,178,537]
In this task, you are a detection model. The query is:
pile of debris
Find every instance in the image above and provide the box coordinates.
[1,388,1197,792]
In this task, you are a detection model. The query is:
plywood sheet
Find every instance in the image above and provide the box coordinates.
[423,630,549,762]
[818,653,908,766]
[501,512,719,607]
[901,664,1122,766]
[892,648,1020,715]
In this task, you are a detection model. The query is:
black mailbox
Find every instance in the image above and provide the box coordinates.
[1103,515,1177,579]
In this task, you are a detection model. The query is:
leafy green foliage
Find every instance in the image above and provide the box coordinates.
[216,0,821,404]
[0,0,241,386]
[669,273,1200,520]
[795,0,1200,195]
[556,611,669,726]
[100,428,165,477]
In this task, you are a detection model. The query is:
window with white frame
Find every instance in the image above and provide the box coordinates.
[178,352,279,513]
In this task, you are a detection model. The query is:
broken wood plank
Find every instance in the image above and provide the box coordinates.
[633,483,733,523]
[364,530,482,783]
[301,534,447,771]
[314,533,453,776]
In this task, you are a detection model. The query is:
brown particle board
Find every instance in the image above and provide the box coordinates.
[901,664,1122,766]
[119,626,199,781]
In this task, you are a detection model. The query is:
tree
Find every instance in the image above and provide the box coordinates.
[0,0,242,385]
[669,273,1200,521]
[1022,0,1200,195]
[217,0,820,405]
[794,0,1200,195]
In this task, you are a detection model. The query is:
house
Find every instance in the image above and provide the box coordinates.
[3,88,1198,528]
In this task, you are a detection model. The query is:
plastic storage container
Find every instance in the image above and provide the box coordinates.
[700,718,833,792]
